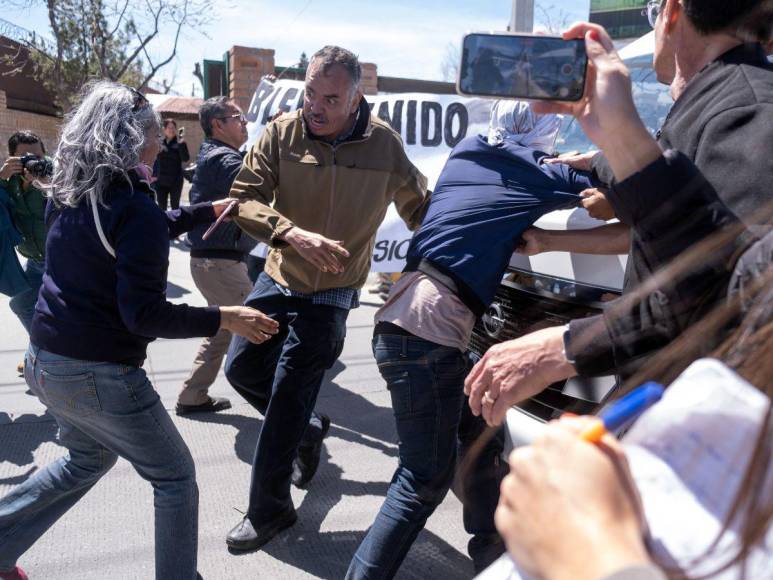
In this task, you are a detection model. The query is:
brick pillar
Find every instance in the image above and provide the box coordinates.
[361,62,378,95]
[229,46,275,112]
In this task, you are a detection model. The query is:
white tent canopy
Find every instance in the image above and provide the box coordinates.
[618,31,655,60]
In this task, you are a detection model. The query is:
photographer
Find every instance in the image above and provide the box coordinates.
[153,118,190,210]
[0,132,50,357]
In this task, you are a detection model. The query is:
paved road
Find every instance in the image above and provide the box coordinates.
[0,245,473,579]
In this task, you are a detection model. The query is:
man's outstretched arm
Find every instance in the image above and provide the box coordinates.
[518,222,631,256]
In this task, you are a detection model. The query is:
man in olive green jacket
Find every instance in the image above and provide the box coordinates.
[224,46,429,551]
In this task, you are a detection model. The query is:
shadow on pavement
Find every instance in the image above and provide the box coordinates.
[170,238,191,252]
[317,360,398,459]
[179,411,262,466]
[232,447,472,580]
[166,280,192,299]
[192,360,470,578]
[0,411,58,486]
[189,359,398,468]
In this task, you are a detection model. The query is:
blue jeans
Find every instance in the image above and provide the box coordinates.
[9,259,44,333]
[224,272,348,522]
[0,346,198,579]
[347,333,505,579]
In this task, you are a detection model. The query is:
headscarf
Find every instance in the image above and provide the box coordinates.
[487,100,563,153]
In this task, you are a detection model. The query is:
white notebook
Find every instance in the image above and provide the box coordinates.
[476,358,772,580]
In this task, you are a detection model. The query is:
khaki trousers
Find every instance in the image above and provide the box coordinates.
[178,257,253,405]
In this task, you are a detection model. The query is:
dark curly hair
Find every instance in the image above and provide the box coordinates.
[8,130,45,156]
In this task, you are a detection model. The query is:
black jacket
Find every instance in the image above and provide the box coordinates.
[568,151,755,377]
[186,138,254,260]
[660,43,772,226]
[153,136,190,186]
[571,43,773,377]
[593,43,773,226]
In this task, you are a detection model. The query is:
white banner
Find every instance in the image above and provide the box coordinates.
[245,79,493,272]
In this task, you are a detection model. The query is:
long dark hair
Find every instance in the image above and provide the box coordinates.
[619,269,773,579]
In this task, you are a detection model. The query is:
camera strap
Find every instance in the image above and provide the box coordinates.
[89,191,116,259]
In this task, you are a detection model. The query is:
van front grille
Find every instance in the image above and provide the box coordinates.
[469,280,610,422]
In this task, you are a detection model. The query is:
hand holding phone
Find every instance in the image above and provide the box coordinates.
[457,33,587,101]
[530,23,661,181]
[202,199,238,240]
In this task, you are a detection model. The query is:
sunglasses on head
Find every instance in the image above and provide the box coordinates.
[644,0,664,29]
[127,86,149,112]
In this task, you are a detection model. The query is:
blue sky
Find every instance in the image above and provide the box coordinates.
[7,0,590,95]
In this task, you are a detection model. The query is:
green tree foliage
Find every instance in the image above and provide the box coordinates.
[14,0,213,110]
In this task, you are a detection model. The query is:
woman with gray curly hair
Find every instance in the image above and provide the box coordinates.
[0,81,277,580]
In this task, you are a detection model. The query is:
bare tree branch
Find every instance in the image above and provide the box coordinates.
[138,1,185,88]
[113,0,163,79]
[159,70,176,94]
[10,0,212,110]
[534,3,573,35]
[440,42,460,82]
[107,0,131,39]
[0,41,28,76]
[45,0,65,98]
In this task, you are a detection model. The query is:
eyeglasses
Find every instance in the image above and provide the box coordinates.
[217,112,247,124]
[128,86,149,112]
[644,0,663,29]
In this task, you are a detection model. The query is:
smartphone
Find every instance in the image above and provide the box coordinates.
[178,126,185,138]
[457,33,587,101]
[202,199,238,240]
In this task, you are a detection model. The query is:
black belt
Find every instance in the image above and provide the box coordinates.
[374,321,415,337]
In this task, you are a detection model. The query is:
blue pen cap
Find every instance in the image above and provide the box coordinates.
[600,381,665,433]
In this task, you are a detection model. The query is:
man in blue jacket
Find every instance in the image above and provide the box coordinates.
[347,102,598,579]
[176,96,256,415]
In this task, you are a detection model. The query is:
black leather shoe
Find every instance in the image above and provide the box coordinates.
[175,396,232,416]
[291,414,331,489]
[226,507,297,551]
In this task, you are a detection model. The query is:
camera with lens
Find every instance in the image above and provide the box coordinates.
[19,154,53,178]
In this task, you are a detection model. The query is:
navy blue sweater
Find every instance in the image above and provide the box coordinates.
[406,135,595,316]
[31,172,221,367]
